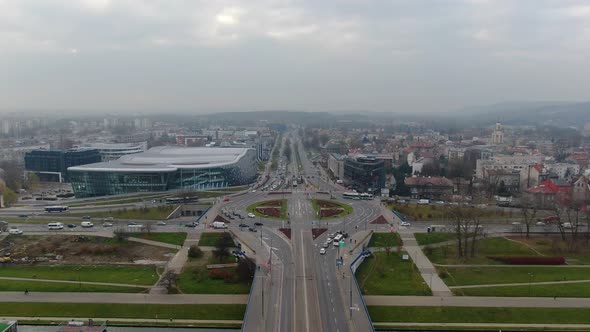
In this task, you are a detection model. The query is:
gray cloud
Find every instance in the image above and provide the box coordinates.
[0,0,589,114]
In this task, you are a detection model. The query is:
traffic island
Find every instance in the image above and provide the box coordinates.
[309,199,353,219]
[279,228,292,239]
[246,199,288,219]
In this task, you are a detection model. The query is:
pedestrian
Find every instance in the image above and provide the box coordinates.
[24,289,28,295]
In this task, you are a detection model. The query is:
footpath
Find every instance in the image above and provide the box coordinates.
[0,292,247,304]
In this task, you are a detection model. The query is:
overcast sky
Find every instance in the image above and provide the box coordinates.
[1,0,589,114]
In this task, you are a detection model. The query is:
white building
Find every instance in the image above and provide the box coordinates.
[491,122,504,145]
[75,142,147,161]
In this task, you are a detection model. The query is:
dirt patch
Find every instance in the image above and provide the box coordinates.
[317,200,341,208]
[370,215,389,224]
[320,208,344,218]
[312,228,327,240]
[267,192,292,195]
[215,215,230,223]
[279,228,291,240]
[255,207,281,218]
[262,200,283,207]
[0,235,175,265]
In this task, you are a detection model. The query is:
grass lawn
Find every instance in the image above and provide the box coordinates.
[198,232,227,247]
[457,282,590,297]
[356,252,431,296]
[368,233,401,248]
[309,199,353,219]
[0,302,246,320]
[70,205,176,220]
[511,235,590,265]
[129,232,187,246]
[415,232,455,246]
[441,266,590,286]
[368,306,590,324]
[246,199,288,220]
[0,280,145,293]
[425,237,538,265]
[177,266,251,294]
[389,203,524,221]
[0,265,158,285]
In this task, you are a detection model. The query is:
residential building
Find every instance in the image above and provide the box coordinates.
[328,153,346,180]
[573,175,590,203]
[526,179,572,207]
[405,176,454,200]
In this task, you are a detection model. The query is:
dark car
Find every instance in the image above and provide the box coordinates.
[18,214,28,218]
[82,216,92,220]
[238,223,249,228]
[248,227,258,232]
[67,224,77,229]
[127,222,138,226]
[239,215,245,220]
[254,222,263,226]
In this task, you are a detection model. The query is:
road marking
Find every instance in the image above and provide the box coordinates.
[300,231,310,332]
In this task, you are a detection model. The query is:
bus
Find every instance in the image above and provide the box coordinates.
[45,206,69,213]
[342,192,360,200]
[360,193,374,200]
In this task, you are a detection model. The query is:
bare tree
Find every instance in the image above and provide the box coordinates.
[160,271,178,293]
[521,194,538,239]
[450,207,484,260]
[142,222,154,234]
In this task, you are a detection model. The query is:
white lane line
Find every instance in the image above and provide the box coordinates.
[300,231,310,332]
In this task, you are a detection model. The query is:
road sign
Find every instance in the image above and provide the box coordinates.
[336,259,343,265]
[339,241,345,248]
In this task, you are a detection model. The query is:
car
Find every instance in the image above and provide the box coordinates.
[223,197,231,202]
[238,223,249,228]
[319,248,326,255]
[103,217,114,221]
[102,222,113,227]
[248,227,258,232]
[251,190,256,193]
[328,233,334,238]
[400,221,411,227]
[333,240,339,247]
[254,222,263,226]
[247,213,255,218]
[128,222,138,226]
[322,242,329,248]
[239,215,245,220]
[185,222,198,228]
[157,221,167,226]
[8,228,23,235]
[536,221,546,226]
[397,199,407,203]
[82,216,92,220]
[67,224,77,229]
[18,214,28,218]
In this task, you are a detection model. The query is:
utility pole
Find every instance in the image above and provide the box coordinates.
[349,272,353,319]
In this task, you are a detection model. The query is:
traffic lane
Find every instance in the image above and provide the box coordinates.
[8,221,204,233]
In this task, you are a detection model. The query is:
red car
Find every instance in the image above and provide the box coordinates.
[223,197,231,202]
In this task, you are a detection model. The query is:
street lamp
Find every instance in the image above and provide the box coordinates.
[528,273,534,296]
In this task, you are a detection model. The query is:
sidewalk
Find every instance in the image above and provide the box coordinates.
[451,278,590,289]
[365,295,590,307]
[374,322,590,329]
[0,292,247,304]
[0,277,149,289]
[0,316,242,325]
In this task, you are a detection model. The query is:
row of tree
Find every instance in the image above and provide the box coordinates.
[0,161,40,206]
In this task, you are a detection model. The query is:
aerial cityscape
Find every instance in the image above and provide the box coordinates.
[2,1,590,332]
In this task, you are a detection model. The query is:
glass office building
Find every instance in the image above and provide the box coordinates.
[24,148,102,182]
[68,146,257,197]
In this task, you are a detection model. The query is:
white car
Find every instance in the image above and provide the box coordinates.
[9,228,23,235]
[251,190,256,193]
[247,213,256,218]
[322,242,329,248]
[157,221,167,226]
[333,240,339,247]
[319,248,326,255]
[400,221,411,227]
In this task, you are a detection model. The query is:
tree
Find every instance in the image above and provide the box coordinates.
[213,233,234,263]
[236,257,256,282]
[23,172,40,192]
[188,245,204,258]
[450,207,485,260]
[160,271,178,293]
[0,161,23,191]
[520,194,538,239]
[2,187,17,207]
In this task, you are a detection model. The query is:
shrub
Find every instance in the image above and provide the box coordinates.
[487,256,566,265]
[188,245,203,259]
[438,270,449,279]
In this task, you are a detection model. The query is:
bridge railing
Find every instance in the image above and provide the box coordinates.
[350,250,376,332]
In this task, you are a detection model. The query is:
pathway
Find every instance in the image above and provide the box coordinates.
[0,277,149,288]
[1,316,242,325]
[365,295,590,308]
[128,237,180,249]
[0,292,248,304]
[450,278,590,289]
[374,323,590,329]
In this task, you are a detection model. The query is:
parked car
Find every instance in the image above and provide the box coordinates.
[238,223,249,228]
[9,227,23,235]
[400,221,411,227]
[103,217,114,221]
[254,222,263,226]
[248,227,258,232]
[247,213,256,218]
[185,222,199,228]
[67,224,77,229]
[102,222,113,227]
[18,214,29,218]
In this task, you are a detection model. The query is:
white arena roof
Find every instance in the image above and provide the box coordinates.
[68,146,253,172]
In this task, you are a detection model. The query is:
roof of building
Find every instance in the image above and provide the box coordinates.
[405,176,453,187]
[68,146,252,173]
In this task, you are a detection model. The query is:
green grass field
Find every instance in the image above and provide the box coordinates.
[309,199,353,219]
[0,302,246,320]
[198,232,227,247]
[0,279,145,293]
[70,205,176,220]
[368,306,590,324]
[389,203,524,221]
[246,199,288,220]
[355,252,431,296]
[368,233,401,248]
[129,232,187,246]
[425,237,538,265]
[177,266,251,294]
[415,232,455,246]
[441,266,590,286]
[457,282,590,297]
[0,265,158,285]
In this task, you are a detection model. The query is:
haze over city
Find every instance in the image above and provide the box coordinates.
[1,0,590,114]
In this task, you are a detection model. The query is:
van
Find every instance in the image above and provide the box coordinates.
[81,221,94,228]
[47,222,64,230]
[418,199,430,205]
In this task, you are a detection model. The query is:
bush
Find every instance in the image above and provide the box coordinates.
[188,245,204,259]
[487,256,566,265]
[438,270,449,279]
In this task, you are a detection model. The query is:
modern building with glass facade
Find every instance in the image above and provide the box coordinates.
[343,155,386,193]
[68,146,257,197]
[24,148,102,182]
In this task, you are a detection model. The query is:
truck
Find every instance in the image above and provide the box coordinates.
[213,221,228,229]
